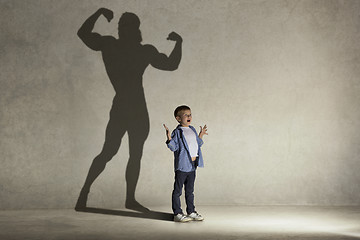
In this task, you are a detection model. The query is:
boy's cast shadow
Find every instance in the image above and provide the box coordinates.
[75,8,182,218]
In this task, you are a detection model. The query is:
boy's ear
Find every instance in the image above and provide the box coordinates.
[175,116,181,122]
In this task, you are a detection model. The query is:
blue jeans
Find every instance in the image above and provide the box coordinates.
[172,170,196,215]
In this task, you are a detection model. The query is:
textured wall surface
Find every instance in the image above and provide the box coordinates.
[1,0,360,209]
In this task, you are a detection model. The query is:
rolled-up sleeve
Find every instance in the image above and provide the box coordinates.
[197,137,204,147]
[166,131,179,152]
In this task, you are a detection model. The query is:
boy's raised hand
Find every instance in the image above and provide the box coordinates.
[163,124,171,140]
[199,125,208,139]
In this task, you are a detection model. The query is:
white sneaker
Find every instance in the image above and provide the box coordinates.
[174,213,192,223]
[188,212,204,221]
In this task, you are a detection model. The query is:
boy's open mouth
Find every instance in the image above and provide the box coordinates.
[187,120,191,122]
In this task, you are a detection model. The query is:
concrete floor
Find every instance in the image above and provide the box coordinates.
[1,206,360,240]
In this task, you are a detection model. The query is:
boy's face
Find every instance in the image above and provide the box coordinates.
[176,109,192,127]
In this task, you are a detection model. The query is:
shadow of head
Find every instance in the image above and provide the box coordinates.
[118,12,142,43]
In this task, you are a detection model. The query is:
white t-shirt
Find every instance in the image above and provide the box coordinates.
[180,127,199,158]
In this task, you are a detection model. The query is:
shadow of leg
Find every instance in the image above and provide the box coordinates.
[125,132,149,213]
[75,110,126,210]
[75,151,116,210]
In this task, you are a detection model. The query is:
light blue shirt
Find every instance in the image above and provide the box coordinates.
[166,125,204,172]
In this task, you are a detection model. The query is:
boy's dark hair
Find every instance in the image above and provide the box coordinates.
[174,105,191,118]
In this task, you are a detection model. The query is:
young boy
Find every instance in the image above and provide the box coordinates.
[163,105,208,222]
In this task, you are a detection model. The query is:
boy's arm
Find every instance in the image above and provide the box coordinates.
[199,125,208,139]
[197,125,208,147]
[164,124,179,152]
[197,137,204,147]
[167,134,179,152]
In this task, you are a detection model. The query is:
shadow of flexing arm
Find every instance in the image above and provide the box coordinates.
[75,8,182,215]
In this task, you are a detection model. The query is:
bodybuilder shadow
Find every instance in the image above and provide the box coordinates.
[75,8,182,217]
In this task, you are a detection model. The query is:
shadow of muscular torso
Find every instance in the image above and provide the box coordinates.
[101,37,152,133]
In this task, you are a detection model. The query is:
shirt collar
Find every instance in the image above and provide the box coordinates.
[177,124,192,129]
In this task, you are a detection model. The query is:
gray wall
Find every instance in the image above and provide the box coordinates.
[1,0,360,209]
